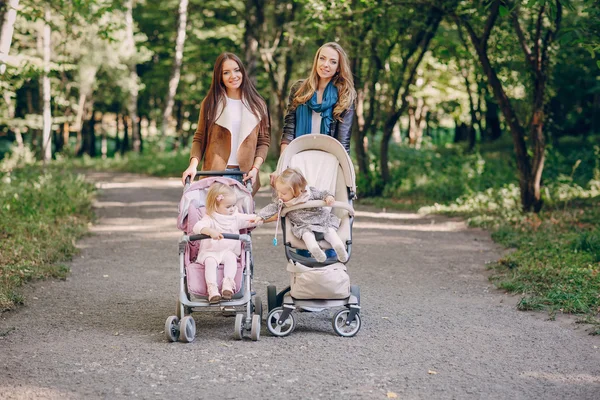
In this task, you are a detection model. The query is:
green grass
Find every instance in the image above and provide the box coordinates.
[489,201,600,317]
[0,154,95,311]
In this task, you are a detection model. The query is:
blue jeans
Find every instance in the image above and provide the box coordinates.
[223,167,244,184]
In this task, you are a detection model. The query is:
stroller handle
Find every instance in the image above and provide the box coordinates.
[184,170,252,191]
[280,200,355,217]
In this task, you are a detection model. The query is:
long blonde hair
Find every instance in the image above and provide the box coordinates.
[292,42,357,121]
[275,168,307,198]
[205,183,236,216]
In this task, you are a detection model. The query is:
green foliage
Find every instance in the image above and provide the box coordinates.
[376,135,600,323]
[79,149,190,177]
[488,203,600,317]
[0,156,95,311]
[383,139,517,207]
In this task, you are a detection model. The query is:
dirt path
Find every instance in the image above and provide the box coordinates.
[1,172,598,399]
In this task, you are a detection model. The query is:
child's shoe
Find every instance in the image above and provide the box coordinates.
[221,277,236,300]
[334,245,349,263]
[307,245,327,263]
[207,283,221,303]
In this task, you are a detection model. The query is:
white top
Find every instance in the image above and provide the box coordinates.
[226,97,243,166]
[311,110,322,134]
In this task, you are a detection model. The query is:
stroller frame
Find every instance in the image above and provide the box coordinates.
[165,171,262,343]
[265,134,362,337]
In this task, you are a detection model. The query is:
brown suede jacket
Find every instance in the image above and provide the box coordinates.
[190,98,270,194]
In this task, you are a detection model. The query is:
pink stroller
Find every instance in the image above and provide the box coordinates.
[164,172,262,342]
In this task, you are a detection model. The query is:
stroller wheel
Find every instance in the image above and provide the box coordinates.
[266,307,295,337]
[179,316,196,343]
[250,314,261,341]
[164,316,180,342]
[253,295,263,320]
[267,285,277,312]
[332,309,361,337]
[233,313,245,340]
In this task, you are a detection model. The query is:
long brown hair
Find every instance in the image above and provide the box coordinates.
[202,52,269,134]
[292,42,357,121]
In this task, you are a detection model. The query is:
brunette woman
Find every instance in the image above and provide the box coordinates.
[182,52,270,195]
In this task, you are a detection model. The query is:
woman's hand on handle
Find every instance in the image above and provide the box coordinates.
[243,166,258,185]
[182,158,199,185]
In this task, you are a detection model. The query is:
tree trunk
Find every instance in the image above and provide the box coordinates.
[0,0,19,69]
[114,114,121,155]
[244,0,264,83]
[161,0,188,138]
[462,67,479,150]
[125,0,141,153]
[62,121,70,150]
[175,100,184,150]
[351,111,368,177]
[485,96,502,141]
[41,5,52,163]
[79,102,96,157]
[121,114,129,155]
[100,113,107,159]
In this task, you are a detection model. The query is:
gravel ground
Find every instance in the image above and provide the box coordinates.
[1,172,598,400]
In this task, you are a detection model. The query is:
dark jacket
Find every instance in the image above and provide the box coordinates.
[281,80,354,153]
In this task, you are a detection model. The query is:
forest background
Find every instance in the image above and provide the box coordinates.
[0,0,599,331]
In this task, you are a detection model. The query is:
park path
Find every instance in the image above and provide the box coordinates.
[1,171,599,400]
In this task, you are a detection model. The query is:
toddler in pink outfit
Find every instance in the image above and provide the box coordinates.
[192,182,258,303]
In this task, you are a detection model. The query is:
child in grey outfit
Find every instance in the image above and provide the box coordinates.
[255,167,348,263]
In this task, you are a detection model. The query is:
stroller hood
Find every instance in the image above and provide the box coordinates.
[177,176,253,232]
[276,134,356,194]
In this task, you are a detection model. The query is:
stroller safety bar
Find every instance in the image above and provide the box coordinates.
[280,200,355,217]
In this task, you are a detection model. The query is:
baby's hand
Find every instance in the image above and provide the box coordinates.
[210,232,224,240]
[202,228,223,240]
[252,216,264,226]
[325,195,335,206]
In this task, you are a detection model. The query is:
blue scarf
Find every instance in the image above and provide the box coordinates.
[295,81,338,137]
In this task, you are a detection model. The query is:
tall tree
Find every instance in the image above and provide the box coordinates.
[125,0,141,153]
[160,0,188,138]
[41,4,52,162]
[456,0,563,212]
[0,0,19,72]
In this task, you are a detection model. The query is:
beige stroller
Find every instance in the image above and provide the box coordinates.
[265,134,361,337]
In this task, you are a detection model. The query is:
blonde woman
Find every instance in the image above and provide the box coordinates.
[182,53,270,195]
[280,42,357,154]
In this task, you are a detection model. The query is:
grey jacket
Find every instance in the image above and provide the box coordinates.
[281,80,354,153]
[257,187,340,239]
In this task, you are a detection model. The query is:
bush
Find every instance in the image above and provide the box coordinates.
[0,161,95,311]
